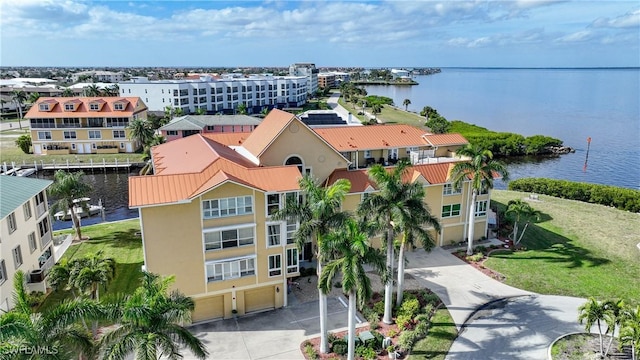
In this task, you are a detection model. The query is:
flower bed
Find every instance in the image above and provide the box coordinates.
[452,244,508,282]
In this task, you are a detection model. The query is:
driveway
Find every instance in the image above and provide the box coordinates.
[326,92,364,125]
[186,296,361,360]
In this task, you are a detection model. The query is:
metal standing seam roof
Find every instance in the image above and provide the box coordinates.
[422,133,470,146]
[203,133,251,146]
[24,97,146,118]
[0,176,53,219]
[159,115,262,131]
[314,124,431,151]
[240,109,297,158]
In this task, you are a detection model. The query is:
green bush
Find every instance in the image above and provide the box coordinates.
[366,310,380,330]
[28,291,46,307]
[304,342,318,360]
[332,340,348,356]
[422,303,435,317]
[398,330,418,351]
[396,314,413,331]
[356,345,377,360]
[422,292,440,306]
[373,300,385,316]
[465,253,484,262]
[15,134,32,154]
[399,298,421,319]
[414,320,430,338]
[508,178,640,213]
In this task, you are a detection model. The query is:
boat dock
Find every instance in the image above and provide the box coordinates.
[1,159,145,175]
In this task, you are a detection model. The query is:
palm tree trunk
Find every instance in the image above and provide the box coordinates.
[72,205,83,240]
[598,319,604,357]
[347,290,356,360]
[604,331,615,357]
[511,222,518,243]
[516,223,530,246]
[383,226,394,324]
[466,191,477,255]
[318,262,329,353]
[396,238,406,306]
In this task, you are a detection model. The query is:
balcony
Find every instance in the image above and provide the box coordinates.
[409,150,465,165]
[35,202,46,218]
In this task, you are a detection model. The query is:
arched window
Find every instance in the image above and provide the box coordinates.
[285,156,304,174]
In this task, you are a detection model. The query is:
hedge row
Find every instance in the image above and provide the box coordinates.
[508,178,640,213]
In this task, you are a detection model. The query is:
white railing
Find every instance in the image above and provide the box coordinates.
[35,202,46,218]
[53,234,73,261]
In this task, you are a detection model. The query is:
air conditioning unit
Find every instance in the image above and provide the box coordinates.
[30,269,44,283]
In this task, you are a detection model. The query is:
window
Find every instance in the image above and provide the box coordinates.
[206,257,255,282]
[71,144,76,150]
[286,220,298,244]
[287,248,299,274]
[89,103,100,111]
[62,118,80,127]
[12,246,23,269]
[23,202,32,220]
[7,213,17,233]
[475,200,488,217]
[203,226,254,251]
[39,103,50,111]
[442,204,461,218]
[38,131,52,140]
[38,217,50,246]
[64,103,75,111]
[88,130,101,139]
[364,150,372,158]
[113,130,126,139]
[28,232,37,253]
[406,146,419,154]
[203,196,253,219]
[166,130,178,136]
[266,194,281,216]
[267,224,281,247]
[0,260,6,285]
[63,131,77,139]
[443,183,461,196]
[114,103,124,110]
[268,254,282,277]
[389,148,398,160]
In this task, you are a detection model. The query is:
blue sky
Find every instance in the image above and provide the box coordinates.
[1,1,638,67]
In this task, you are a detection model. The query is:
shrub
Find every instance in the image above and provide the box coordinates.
[15,134,32,154]
[399,298,421,319]
[422,292,440,306]
[28,291,46,307]
[414,320,430,338]
[396,314,413,331]
[387,329,398,338]
[332,340,348,356]
[476,245,487,254]
[373,300,385,316]
[366,311,380,330]
[422,303,435,317]
[465,252,484,262]
[356,345,377,360]
[327,332,338,345]
[398,330,418,351]
[415,313,431,324]
[304,342,318,360]
[370,330,384,350]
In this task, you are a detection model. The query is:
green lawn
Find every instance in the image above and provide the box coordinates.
[338,97,427,127]
[408,309,458,360]
[38,219,143,312]
[485,190,640,305]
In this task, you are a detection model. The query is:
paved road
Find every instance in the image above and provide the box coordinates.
[325,92,368,125]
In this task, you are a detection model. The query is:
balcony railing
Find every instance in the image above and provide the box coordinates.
[35,202,46,218]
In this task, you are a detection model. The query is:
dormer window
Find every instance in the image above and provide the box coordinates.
[39,104,50,111]
[114,103,124,111]
[64,103,75,111]
[90,103,100,111]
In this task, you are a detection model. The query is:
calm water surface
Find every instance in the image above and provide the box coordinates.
[365,68,640,190]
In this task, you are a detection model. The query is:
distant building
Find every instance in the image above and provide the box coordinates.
[318,73,336,89]
[118,76,308,114]
[159,114,262,141]
[289,63,319,95]
[391,69,410,79]
[72,71,125,83]
[25,97,147,155]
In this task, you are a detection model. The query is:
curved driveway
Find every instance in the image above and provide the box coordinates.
[405,248,588,360]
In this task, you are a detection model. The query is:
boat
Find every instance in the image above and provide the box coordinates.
[53,198,104,221]
[16,168,37,177]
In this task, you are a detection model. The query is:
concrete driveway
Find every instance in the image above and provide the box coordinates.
[185,296,360,360]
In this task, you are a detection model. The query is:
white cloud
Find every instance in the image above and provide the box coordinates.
[555,30,593,43]
[591,9,640,29]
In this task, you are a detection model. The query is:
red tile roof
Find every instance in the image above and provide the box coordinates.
[314,125,428,151]
[25,97,145,118]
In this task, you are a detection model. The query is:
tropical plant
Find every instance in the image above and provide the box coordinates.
[237,103,248,115]
[620,305,640,360]
[425,116,451,134]
[14,134,31,154]
[261,107,270,116]
[128,118,155,149]
[0,271,101,359]
[358,159,423,324]
[420,106,439,120]
[403,98,411,111]
[28,92,40,104]
[578,297,608,358]
[395,200,441,305]
[271,175,352,353]
[602,299,625,356]
[98,272,208,360]
[505,199,541,246]
[69,251,115,302]
[194,107,206,115]
[319,219,386,360]
[450,145,509,255]
[85,84,101,97]
[10,89,26,129]
[48,170,93,241]
[104,84,119,97]
[371,103,382,120]
[62,87,74,97]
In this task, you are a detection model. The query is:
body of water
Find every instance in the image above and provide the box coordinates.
[364,68,640,190]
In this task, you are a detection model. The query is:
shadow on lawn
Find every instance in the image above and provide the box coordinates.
[85,229,141,250]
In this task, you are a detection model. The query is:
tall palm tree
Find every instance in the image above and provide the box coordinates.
[395,198,440,305]
[620,305,640,360]
[10,89,27,130]
[271,175,351,353]
[128,118,155,149]
[578,297,608,358]
[319,219,386,360]
[0,271,100,359]
[505,199,541,246]
[85,84,101,97]
[603,299,625,356]
[358,159,423,324]
[106,84,119,97]
[28,92,40,105]
[402,98,411,111]
[450,145,509,255]
[62,87,74,97]
[69,251,115,302]
[48,170,93,241]
[98,272,208,360]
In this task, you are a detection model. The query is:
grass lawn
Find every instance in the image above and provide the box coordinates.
[38,219,143,312]
[485,190,640,305]
[408,308,458,360]
[338,97,427,128]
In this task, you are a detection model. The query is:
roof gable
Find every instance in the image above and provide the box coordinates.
[240,109,296,158]
[25,97,145,118]
[0,176,53,219]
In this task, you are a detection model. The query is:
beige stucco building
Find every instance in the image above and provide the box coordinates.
[129,109,492,323]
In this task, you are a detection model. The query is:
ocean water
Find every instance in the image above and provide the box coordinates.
[364,68,640,190]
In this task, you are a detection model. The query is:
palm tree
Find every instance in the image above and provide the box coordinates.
[271,175,351,353]
[620,305,640,360]
[48,170,93,241]
[10,89,27,129]
[0,271,100,358]
[62,87,74,97]
[69,251,115,302]
[505,199,541,246]
[237,103,248,115]
[85,84,101,97]
[28,92,40,105]
[105,84,119,97]
[358,159,423,324]
[319,219,386,360]
[579,297,607,357]
[402,98,411,111]
[98,272,208,360]
[395,199,440,305]
[603,299,625,356]
[450,145,509,255]
[128,118,155,149]
[371,103,382,120]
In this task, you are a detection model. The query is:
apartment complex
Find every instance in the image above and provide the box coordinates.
[159,114,262,141]
[129,109,491,323]
[72,70,125,83]
[318,73,336,89]
[289,63,319,95]
[0,176,55,312]
[118,75,308,114]
[25,97,147,155]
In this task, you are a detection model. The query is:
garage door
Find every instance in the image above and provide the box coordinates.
[245,287,275,313]
[192,295,224,323]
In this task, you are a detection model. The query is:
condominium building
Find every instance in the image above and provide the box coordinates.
[318,73,336,89]
[0,176,56,312]
[26,97,147,155]
[118,75,308,114]
[289,63,319,95]
[72,70,125,83]
[129,109,491,323]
